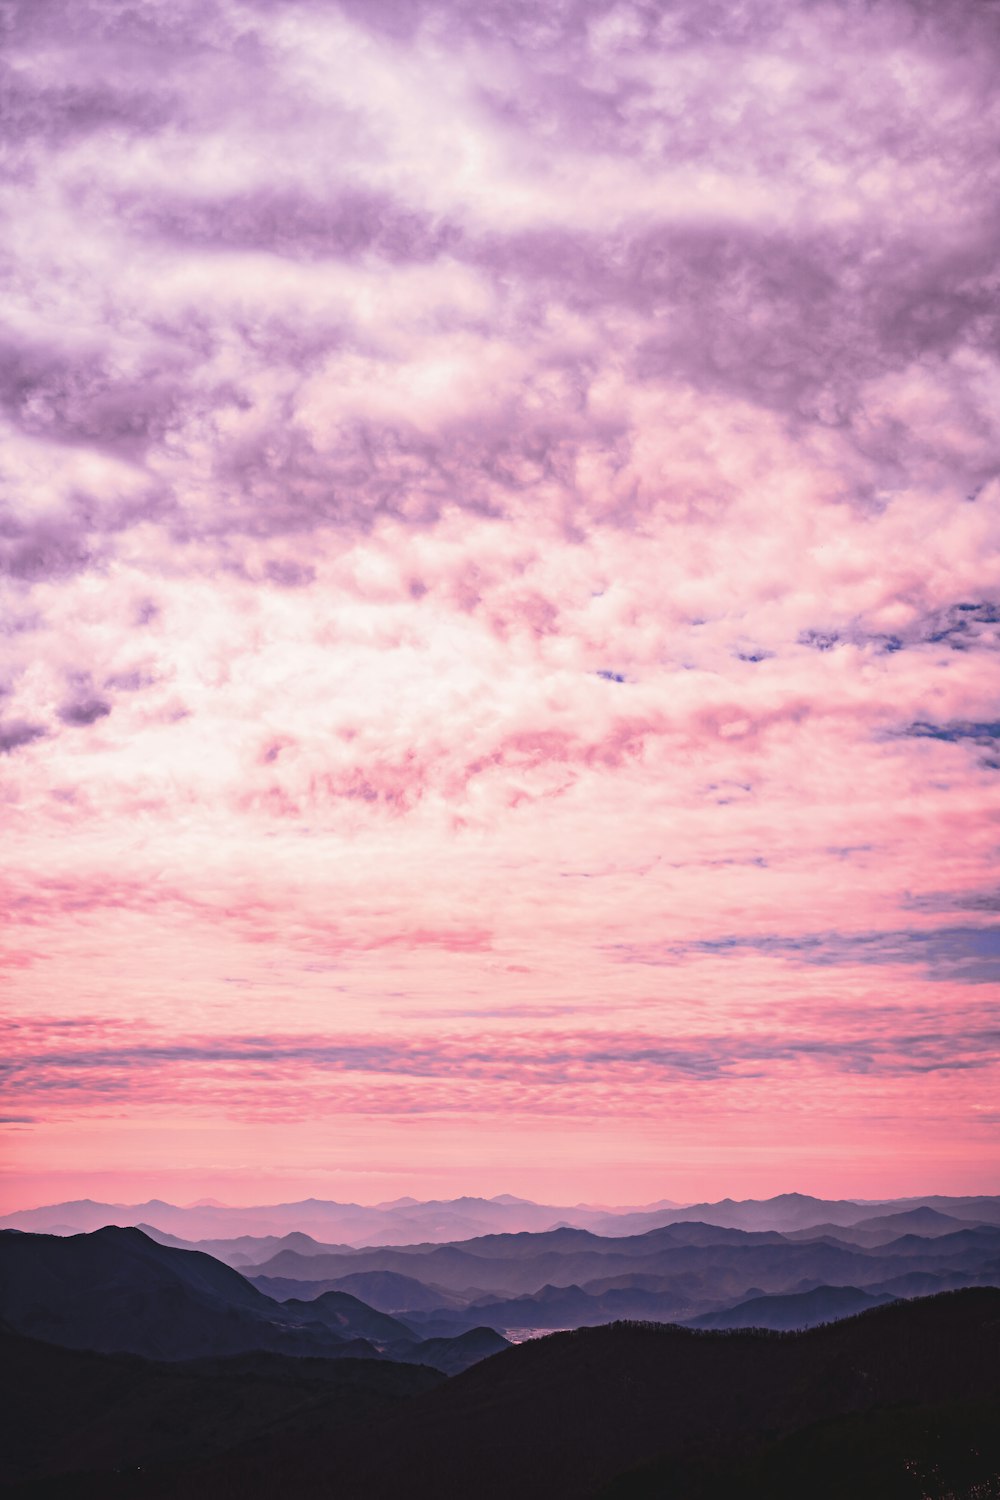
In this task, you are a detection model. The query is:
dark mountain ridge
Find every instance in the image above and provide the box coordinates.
[260,1267,469,1312]
[128,1289,1000,1498]
[0,1324,442,1490]
[0,1228,509,1373]
[3,1227,999,1498]
[0,1226,372,1362]
[8,1212,1000,1360]
[278,1289,415,1343]
[136,1224,348,1266]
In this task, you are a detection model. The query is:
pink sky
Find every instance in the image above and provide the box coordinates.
[2,0,999,1212]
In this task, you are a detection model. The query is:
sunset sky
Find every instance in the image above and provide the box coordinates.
[2,0,999,1212]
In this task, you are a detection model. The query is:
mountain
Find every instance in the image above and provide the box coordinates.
[578,1192,866,1237]
[247,1223,996,1301]
[240,1217,1000,1339]
[878,1195,1000,1227]
[137,1224,349,1266]
[280,1289,415,1344]
[391,1326,511,1376]
[686,1285,897,1330]
[875,1226,1000,1259]
[275,1290,510,1373]
[606,1398,1000,1499]
[0,1226,511,1389]
[6,1192,999,1249]
[70,1288,1000,1498]
[785,1207,975,1244]
[871,1268,998,1297]
[591,1193,1000,1238]
[8,1210,1000,1364]
[273,1268,469,1313]
[403,1281,700,1336]
[246,1222,802,1292]
[0,1325,442,1490]
[4,1223,999,1498]
[400,1277,905,1341]
[643,1192,887,1232]
[0,1193,674,1246]
[0,1226,374,1362]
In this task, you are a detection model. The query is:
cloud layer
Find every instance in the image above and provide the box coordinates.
[2,0,998,1206]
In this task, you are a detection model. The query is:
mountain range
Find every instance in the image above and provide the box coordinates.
[0,1227,509,1373]
[234,1214,1000,1336]
[8,1193,1000,1346]
[5,1189,999,1251]
[0,1192,678,1247]
[4,1200,1000,1495]
[5,1286,999,1497]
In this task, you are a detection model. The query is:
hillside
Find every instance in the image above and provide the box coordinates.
[0,1326,441,1489]
[4,1289,990,1497]
[0,1228,508,1373]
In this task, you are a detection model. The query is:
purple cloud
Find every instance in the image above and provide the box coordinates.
[0,719,46,754]
[2,0,1000,1200]
[57,698,111,727]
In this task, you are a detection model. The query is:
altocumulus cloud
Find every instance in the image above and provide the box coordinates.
[1,0,999,1190]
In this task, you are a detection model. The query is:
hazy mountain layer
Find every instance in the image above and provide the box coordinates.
[685,1285,897,1331]
[6,1212,1000,1359]
[248,1222,1000,1298]
[0,1194,667,1246]
[5,1191,999,1251]
[5,1220,1000,1497]
[246,1219,1000,1335]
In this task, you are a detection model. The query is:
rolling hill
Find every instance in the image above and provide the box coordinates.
[23,1288,992,1499]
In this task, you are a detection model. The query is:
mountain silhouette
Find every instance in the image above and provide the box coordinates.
[246,1218,1000,1330]
[6,1191,999,1251]
[12,1288,991,1498]
[0,1227,512,1389]
[0,1226,374,1362]
[279,1288,415,1343]
[230,1289,1000,1498]
[3,1220,999,1500]
[686,1284,897,1330]
[0,1323,441,1490]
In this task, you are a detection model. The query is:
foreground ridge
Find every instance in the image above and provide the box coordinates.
[3,1286,999,1497]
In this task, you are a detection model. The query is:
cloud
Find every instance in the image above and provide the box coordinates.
[901,719,1000,769]
[4,1016,999,1128]
[0,719,45,754]
[2,0,999,1194]
[57,698,112,727]
[903,720,1000,745]
[670,925,1000,985]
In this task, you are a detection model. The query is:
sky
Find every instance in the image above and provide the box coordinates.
[2,0,999,1213]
